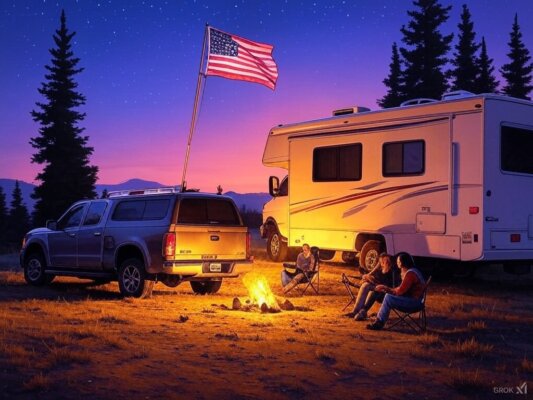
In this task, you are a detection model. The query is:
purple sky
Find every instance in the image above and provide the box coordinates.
[1,0,532,192]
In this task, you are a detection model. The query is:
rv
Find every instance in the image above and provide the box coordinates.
[260,92,533,274]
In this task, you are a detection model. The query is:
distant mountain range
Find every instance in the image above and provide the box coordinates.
[0,178,271,213]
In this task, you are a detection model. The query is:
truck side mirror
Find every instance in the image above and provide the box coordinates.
[46,220,57,230]
[269,176,280,197]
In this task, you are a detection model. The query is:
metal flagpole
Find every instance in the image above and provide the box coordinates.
[181,23,209,192]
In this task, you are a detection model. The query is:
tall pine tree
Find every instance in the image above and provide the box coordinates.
[450,4,480,92]
[0,187,8,250]
[475,37,499,94]
[400,0,453,100]
[500,14,533,100]
[7,181,31,246]
[378,43,405,108]
[30,10,98,226]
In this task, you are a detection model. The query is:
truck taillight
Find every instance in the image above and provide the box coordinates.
[510,234,521,243]
[164,233,176,257]
[246,232,251,259]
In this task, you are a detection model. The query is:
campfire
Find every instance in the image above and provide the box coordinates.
[242,271,280,312]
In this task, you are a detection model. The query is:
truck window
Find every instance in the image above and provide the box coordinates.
[177,198,241,225]
[57,204,86,230]
[313,143,362,181]
[383,140,425,176]
[82,201,107,226]
[112,199,170,221]
[279,177,288,196]
[501,125,533,174]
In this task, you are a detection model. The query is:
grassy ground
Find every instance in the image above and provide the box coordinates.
[1,245,532,399]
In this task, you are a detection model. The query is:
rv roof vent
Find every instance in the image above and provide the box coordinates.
[333,106,371,116]
[400,98,438,107]
[442,90,476,100]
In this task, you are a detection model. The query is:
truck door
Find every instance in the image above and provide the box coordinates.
[77,201,108,269]
[48,203,87,267]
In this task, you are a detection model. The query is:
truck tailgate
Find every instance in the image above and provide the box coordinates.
[171,225,248,261]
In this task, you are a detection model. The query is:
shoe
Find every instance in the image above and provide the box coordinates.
[343,312,356,318]
[366,320,384,330]
[354,309,367,321]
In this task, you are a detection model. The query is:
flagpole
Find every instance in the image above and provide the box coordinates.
[181,23,209,192]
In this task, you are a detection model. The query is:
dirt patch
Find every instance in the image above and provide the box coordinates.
[1,249,532,399]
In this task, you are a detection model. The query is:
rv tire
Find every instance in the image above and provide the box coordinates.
[359,240,384,272]
[267,230,288,262]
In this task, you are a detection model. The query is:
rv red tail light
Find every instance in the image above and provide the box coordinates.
[246,232,251,259]
[510,234,521,243]
[164,233,176,257]
[469,206,479,214]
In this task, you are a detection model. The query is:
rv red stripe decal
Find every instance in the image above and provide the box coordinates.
[291,181,437,214]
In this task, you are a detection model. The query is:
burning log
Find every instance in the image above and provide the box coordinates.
[242,271,280,311]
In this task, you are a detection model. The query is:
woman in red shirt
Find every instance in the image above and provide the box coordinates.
[367,252,425,330]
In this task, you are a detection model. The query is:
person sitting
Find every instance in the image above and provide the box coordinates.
[345,252,399,321]
[366,252,426,331]
[281,243,315,293]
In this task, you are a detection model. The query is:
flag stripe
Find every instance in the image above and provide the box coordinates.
[208,55,278,79]
[205,27,279,90]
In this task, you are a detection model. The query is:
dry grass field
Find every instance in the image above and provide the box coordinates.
[0,245,532,400]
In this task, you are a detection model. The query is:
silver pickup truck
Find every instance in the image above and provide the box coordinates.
[20,188,252,298]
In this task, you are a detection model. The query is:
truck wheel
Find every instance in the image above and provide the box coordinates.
[267,231,288,262]
[24,252,54,286]
[359,240,384,272]
[118,258,154,298]
[190,280,222,295]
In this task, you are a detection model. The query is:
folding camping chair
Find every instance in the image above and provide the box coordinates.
[386,276,432,334]
[341,273,363,311]
[283,246,320,295]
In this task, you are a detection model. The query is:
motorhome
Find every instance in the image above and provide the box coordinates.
[260,92,533,274]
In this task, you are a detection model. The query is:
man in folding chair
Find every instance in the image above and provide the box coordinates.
[366,252,426,331]
[281,244,319,295]
[343,253,398,321]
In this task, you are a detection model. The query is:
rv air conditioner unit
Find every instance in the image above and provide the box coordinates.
[333,106,371,116]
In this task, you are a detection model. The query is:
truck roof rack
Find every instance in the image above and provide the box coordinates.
[107,187,179,198]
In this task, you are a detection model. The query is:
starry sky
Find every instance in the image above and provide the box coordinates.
[1,0,533,193]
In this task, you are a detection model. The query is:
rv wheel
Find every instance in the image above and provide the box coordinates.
[267,231,288,262]
[359,240,384,272]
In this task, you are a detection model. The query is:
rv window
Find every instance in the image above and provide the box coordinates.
[501,125,533,174]
[279,177,288,196]
[383,140,425,176]
[313,144,362,182]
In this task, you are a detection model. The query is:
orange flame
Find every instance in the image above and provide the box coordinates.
[242,271,278,309]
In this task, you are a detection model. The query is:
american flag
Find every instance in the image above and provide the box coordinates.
[205,27,278,90]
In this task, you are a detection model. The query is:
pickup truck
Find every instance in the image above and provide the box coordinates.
[20,188,252,298]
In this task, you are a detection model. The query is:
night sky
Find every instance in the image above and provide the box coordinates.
[1,0,533,192]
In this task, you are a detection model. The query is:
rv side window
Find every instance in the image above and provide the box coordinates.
[383,140,425,176]
[279,177,288,196]
[313,144,362,182]
[501,125,533,174]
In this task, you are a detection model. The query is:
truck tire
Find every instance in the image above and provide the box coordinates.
[118,258,154,298]
[24,252,54,286]
[267,230,288,262]
[190,280,222,295]
[359,240,384,272]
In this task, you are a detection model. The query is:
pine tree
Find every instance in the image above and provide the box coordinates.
[378,43,405,108]
[475,37,499,93]
[400,0,453,100]
[0,187,8,250]
[450,4,480,92]
[500,14,533,100]
[7,181,31,246]
[30,10,98,226]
